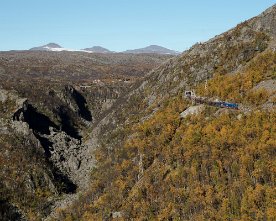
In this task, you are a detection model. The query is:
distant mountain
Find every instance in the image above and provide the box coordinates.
[28,44,180,55]
[30,43,64,51]
[82,46,113,53]
[123,45,180,55]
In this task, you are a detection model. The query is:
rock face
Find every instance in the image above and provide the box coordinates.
[43,128,94,187]
[248,4,276,36]
[180,105,205,118]
[0,89,61,218]
[1,86,95,217]
[10,87,95,189]
[253,79,276,92]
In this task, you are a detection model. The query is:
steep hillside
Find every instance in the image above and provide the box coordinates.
[57,5,276,220]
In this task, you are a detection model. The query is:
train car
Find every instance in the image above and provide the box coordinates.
[221,102,239,109]
[183,90,239,110]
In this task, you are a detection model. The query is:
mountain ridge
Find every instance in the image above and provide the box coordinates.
[123,44,180,55]
[28,43,179,55]
[29,43,63,51]
[82,46,113,53]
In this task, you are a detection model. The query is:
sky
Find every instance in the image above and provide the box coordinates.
[0,0,275,52]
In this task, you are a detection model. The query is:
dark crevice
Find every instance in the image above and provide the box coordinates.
[71,89,92,121]
[13,103,58,135]
[13,103,77,194]
[51,169,77,194]
[55,105,82,140]
[0,200,25,221]
[13,102,81,141]
[63,85,92,122]
[34,133,53,158]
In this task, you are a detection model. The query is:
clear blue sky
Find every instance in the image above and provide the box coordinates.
[0,0,275,52]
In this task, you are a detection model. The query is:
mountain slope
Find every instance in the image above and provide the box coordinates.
[30,43,63,51]
[82,46,113,53]
[57,4,276,220]
[123,45,180,55]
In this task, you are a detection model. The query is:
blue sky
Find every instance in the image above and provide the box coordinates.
[0,0,275,52]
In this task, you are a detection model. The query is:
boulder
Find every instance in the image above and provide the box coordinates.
[180,105,205,118]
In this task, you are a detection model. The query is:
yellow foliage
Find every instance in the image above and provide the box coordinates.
[196,50,276,106]
[57,52,276,221]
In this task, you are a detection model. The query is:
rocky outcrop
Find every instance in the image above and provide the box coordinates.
[253,79,276,92]
[1,87,90,182]
[248,4,276,36]
[10,96,90,188]
[180,105,205,118]
[79,83,131,122]
[44,128,94,187]
[57,85,92,123]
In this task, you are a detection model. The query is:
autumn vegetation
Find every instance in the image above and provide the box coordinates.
[196,50,276,106]
[58,50,276,220]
